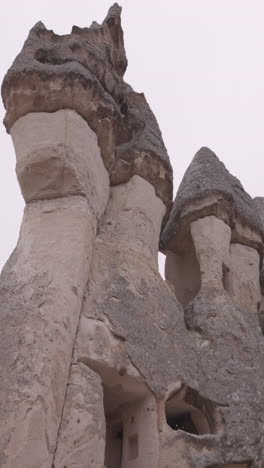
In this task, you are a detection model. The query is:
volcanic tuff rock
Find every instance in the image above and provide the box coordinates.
[1,3,172,211]
[160,148,264,466]
[1,3,264,468]
[161,146,263,252]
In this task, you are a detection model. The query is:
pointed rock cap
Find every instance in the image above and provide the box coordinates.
[161,147,262,252]
[1,4,172,211]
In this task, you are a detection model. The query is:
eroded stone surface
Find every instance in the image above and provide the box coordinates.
[73,175,194,396]
[225,243,261,313]
[161,147,263,252]
[0,197,97,467]
[190,216,231,289]
[2,4,173,211]
[160,150,264,466]
[11,110,109,217]
[1,4,264,468]
[53,363,105,468]
[0,112,110,466]
[61,175,264,467]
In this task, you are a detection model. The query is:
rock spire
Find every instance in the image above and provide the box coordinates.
[1,4,264,468]
[1,3,172,211]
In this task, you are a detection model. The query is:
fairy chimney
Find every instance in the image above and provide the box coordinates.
[1,5,264,468]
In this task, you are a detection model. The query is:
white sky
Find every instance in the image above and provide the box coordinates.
[1,0,264,272]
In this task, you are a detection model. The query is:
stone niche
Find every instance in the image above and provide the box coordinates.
[101,367,159,468]
[165,386,221,436]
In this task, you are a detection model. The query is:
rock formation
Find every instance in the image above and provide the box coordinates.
[1,4,264,468]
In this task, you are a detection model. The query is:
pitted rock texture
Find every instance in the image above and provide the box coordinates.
[1,3,172,211]
[160,148,264,466]
[0,112,110,467]
[184,285,264,466]
[53,363,105,467]
[54,177,264,467]
[161,147,262,252]
[0,196,97,467]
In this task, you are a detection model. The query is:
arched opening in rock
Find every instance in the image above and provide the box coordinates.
[103,382,141,467]
[166,411,200,434]
[84,359,150,468]
[103,376,152,467]
[165,387,220,435]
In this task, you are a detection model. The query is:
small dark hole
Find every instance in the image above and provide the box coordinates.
[167,412,198,435]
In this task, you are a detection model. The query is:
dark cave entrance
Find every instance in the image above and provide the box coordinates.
[165,387,214,436]
[166,411,199,434]
[104,418,123,468]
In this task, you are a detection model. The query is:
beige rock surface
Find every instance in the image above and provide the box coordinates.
[11,109,109,217]
[53,363,105,468]
[0,197,96,467]
[54,175,177,466]
[190,216,231,289]
[225,243,261,313]
[0,111,110,466]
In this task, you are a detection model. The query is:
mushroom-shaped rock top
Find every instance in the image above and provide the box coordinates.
[1,4,172,211]
[161,147,262,252]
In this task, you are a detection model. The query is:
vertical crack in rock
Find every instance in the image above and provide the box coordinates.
[50,289,87,466]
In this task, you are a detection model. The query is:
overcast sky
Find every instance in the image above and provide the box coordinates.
[1,0,264,272]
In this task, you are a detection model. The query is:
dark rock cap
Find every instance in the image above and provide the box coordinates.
[1,4,172,211]
[161,147,262,251]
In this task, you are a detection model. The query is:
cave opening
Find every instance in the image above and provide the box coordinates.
[165,387,213,436]
[166,411,198,434]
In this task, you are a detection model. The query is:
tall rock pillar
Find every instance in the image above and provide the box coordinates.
[0,110,109,466]
[0,4,173,468]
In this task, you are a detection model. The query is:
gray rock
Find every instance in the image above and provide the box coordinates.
[1,4,172,211]
[161,147,262,252]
